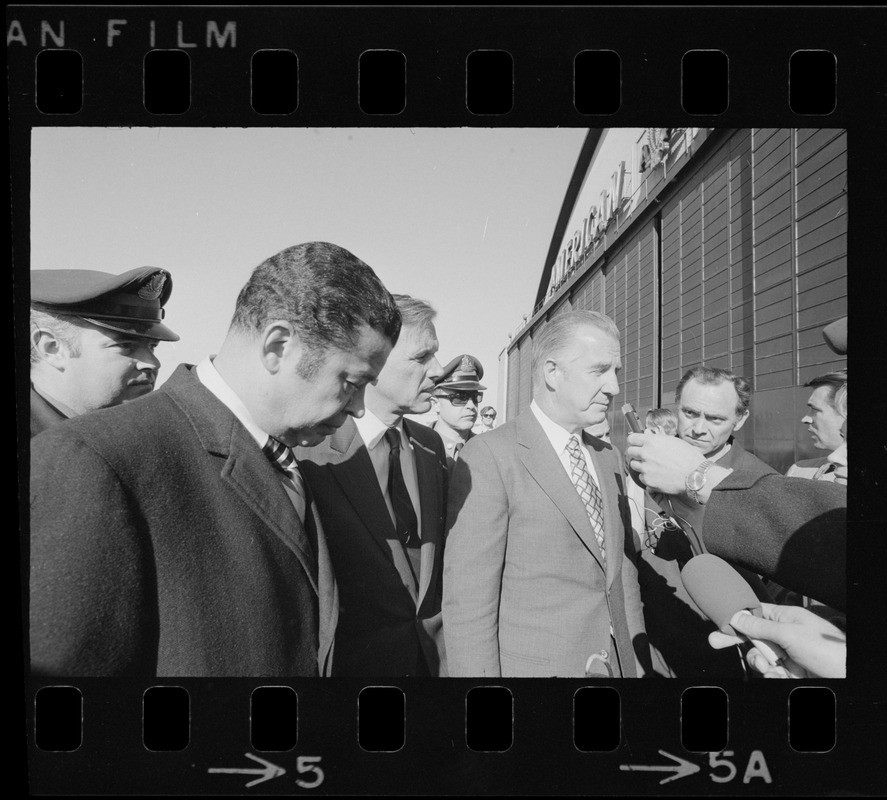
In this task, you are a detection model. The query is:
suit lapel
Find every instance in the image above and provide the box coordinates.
[516,411,606,575]
[221,427,320,592]
[166,365,319,594]
[303,482,338,676]
[406,420,442,610]
[326,419,419,604]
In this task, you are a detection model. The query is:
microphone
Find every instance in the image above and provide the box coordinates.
[681,554,787,668]
[623,402,704,556]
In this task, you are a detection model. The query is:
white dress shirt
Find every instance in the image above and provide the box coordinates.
[196,356,306,518]
[354,410,423,540]
[530,400,602,487]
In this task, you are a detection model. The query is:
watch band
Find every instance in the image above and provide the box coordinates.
[685,459,715,503]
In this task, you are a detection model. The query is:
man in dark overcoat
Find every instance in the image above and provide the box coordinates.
[29,242,401,677]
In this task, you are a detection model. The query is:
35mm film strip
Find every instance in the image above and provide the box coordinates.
[12,5,886,796]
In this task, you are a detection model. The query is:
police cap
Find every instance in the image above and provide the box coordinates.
[434,354,487,392]
[31,267,180,342]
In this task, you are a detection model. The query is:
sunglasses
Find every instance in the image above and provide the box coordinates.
[435,390,483,406]
[482,413,496,419]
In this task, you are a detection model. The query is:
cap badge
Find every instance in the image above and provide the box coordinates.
[459,355,474,374]
[138,273,166,300]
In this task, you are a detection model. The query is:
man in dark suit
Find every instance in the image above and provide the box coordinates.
[296,295,448,676]
[29,266,180,437]
[29,242,401,677]
[626,316,849,614]
[630,366,776,678]
[443,311,647,678]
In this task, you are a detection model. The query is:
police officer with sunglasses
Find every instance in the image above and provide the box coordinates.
[431,354,486,472]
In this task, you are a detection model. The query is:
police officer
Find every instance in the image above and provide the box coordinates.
[431,354,486,472]
[29,267,180,437]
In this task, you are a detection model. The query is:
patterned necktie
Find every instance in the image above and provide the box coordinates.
[566,435,607,565]
[263,436,306,523]
[385,427,419,548]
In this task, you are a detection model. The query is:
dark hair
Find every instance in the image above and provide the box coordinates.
[675,366,752,417]
[230,242,401,373]
[805,370,847,410]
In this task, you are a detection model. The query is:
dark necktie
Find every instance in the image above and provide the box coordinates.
[384,427,419,548]
[566,435,607,566]
[454,441,464,459]
[263,435,307,523]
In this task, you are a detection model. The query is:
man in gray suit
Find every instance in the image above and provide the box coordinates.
[443,311,647,677]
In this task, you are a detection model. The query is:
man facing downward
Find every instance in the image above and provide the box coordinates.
[296,296,448,676]
[431,354,486,472]
[30,242,399,677]
[443,311,646,677]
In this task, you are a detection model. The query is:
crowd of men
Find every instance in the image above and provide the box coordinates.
[27,242,847,680]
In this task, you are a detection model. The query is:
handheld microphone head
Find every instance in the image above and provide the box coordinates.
[681,553,761,634]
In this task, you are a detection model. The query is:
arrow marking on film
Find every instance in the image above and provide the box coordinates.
[619,749,701,785]
[208,752,286,788]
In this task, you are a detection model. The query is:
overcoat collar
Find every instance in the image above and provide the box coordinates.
[163,364,320,593]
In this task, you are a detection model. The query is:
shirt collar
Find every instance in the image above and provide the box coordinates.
[708,441,733,462]
[195,356,269,450]
[433,420,468,445]
[354,408,406,450]
[531,399,579,454]
[828,442,847,467]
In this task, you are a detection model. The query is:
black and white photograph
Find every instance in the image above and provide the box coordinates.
[13,5,885,797]
[26,125,848,683]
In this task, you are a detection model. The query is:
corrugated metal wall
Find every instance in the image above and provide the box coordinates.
[604,221,658,443]
[506,128,847,472]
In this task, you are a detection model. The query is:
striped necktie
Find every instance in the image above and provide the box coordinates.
[566,435,607,566]
[263,436,307,523]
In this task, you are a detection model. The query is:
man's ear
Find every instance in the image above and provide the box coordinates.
[542,358,560,390]
[733,408,750,432]
[260,320,300,374]
[31,326,65,367]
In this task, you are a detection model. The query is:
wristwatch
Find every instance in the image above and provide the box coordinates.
[685,459,715,503]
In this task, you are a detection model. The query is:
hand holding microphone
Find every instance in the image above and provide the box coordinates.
[681,554,789,672]
[709,602,847,679]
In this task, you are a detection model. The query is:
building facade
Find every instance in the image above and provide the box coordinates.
[503,128,847,472]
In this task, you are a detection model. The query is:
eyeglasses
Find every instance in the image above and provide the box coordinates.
[435,391,483,406]
[482,413,496,419]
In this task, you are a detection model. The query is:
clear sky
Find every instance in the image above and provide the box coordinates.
[31,127,588,412]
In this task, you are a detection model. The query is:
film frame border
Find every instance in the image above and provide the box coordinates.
[11,4,886,796]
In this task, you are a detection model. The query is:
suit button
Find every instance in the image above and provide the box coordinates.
[599,649,609,660]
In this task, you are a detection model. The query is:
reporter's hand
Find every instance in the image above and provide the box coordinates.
[625,432,706,495]
[707,603,846,679]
